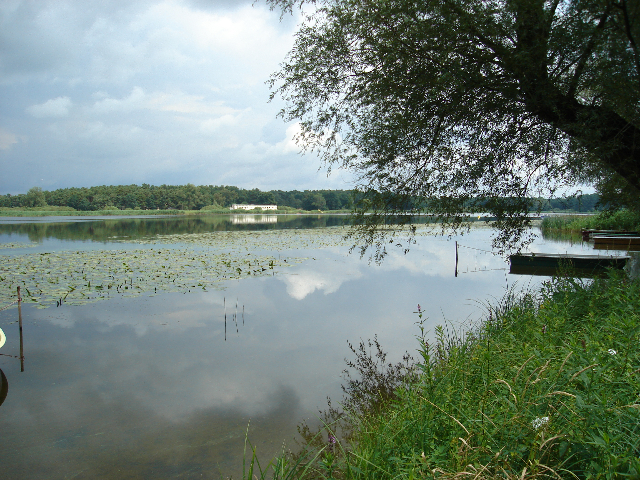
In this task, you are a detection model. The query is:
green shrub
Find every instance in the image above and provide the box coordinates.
[200,203,224,211]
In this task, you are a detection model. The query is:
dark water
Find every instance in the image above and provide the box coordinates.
[0,214,352,243]
[0,215,598,479]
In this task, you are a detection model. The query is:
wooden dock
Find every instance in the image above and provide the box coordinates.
[509,253,630,277]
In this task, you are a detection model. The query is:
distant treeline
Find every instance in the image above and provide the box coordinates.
[0,185,354,211]
[0,184,600,213]
[534,194,600,212]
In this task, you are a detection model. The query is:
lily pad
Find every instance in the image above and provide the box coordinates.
[0,228,354,309]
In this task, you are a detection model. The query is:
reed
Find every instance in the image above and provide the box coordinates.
[541,210,640,233]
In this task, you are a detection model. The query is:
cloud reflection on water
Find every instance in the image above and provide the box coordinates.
[0,227,596,479]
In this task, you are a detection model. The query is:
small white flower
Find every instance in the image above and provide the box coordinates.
[608,349,617,356]
[531,416,549,430]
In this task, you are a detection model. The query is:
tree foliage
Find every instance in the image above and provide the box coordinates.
[268,0,640,254]
[0,184,355,212]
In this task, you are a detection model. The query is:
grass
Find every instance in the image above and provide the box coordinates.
[541,210,640,233]
[244,272,640,479]
[0,206,189,216]
[0,206,352,217]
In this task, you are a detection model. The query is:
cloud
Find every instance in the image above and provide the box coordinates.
[275,122,303,154]
[0,0,354,195]
[0,128,19,151]
[200,113,240,133]
[92,86,146,113]
[25,96,73,118]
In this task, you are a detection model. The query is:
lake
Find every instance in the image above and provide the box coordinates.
[0,215,598,479]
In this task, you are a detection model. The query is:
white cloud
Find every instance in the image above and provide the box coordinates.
[277,122,303,154]
[0,128,20,151]
[91,88,243,118]
[26,96,72,118]
[93,86,146,113]
[200,114,240,133]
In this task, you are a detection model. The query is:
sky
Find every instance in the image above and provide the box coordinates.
[0,0,355,195]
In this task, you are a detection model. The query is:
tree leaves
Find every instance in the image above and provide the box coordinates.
[269,0,640,255]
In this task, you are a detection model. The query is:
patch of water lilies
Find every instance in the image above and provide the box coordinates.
[0,242,39,250]
[0,228,359,309]
[0,226,435,309]
[0,247,305,308]
[125,226,355,250]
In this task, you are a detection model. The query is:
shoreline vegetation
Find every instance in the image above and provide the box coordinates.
[0,206,352,217]
[541,210,640,234]
[241,214,640,479]
[1,185,600,216]
[247,273,640,479]
[0,207,617,219]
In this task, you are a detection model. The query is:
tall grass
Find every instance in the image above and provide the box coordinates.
[245,273,640,479]
[541,210,640,233]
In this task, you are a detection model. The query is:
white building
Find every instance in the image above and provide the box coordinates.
[230,204,277,211]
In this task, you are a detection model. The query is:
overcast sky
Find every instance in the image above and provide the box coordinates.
[0,0,354,195]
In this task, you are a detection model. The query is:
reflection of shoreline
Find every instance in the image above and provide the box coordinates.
[230,215,277,225]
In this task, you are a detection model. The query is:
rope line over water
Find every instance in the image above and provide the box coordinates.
[456,243,499,255]
[455,241,507,278]
[0,300,18,312]
[459,267,508,274]
[0,353,20,359]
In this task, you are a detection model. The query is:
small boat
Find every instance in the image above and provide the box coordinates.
[509,253,629,277]
[581,229,639,241]
[592,235,640,246]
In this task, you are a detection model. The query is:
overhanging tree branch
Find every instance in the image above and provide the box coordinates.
[268,0,640,254]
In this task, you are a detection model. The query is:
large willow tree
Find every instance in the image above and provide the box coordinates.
[268,0,640,256]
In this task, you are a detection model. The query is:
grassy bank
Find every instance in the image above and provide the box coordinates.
[0,206,190,216]
[0,206,351,217]
[541,210,640,233]
[248,273,640,479]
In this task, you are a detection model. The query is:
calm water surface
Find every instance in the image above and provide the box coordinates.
[0,215,598,479]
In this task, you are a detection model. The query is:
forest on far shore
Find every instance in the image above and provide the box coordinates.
[1,184,601,213]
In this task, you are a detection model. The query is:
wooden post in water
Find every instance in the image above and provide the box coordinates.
[455,241,459,277]
[17,287,24,372]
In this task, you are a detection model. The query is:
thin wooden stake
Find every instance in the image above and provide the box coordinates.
[17,287,24,372]
[455,241,459,277]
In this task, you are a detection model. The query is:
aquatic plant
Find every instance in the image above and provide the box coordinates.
[0,227,358,308]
